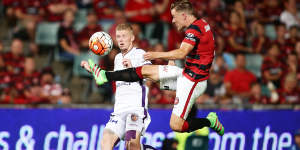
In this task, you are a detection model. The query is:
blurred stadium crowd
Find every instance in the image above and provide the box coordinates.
[0,0,300,106]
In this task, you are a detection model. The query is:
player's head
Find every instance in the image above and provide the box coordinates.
[170,0,196,31]
[235,53,246,69]
[116,23,135,52]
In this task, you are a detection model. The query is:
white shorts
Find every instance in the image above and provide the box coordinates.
[159,65,207,119]
[104,107,151,140]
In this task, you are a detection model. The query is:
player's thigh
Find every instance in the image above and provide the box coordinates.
[172,76,207,120]
[142,65,182,82]
[141,65,160,81]
[126,131,142,150]
[101,129,120,149]
[103,114,126,146]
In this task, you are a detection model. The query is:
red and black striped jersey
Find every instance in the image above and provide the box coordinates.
[182,19,215,82]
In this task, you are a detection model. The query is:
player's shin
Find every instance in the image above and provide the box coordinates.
[181,118,211,132]
[106,67,143,82]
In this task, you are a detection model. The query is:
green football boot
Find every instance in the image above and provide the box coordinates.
[88,59,108,85]
[206,112,225,136]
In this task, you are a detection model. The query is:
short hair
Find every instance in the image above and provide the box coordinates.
[116,23,133,34]
[170,0,195,15]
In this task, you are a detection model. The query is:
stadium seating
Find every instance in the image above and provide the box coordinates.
[245,54,263,78]
[35,22,60,46]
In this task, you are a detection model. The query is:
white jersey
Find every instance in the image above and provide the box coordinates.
[113,47,151,113]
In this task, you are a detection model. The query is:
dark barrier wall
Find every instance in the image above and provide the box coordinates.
[0,108,299,150]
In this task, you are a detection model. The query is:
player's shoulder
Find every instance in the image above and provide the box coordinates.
[114,53,123,61]
[132,47,147,53]
[186,19,209,33]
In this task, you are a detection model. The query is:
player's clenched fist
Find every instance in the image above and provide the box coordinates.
[122,58,132,68]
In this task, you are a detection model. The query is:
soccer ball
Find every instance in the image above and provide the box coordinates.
[89,31,113,56]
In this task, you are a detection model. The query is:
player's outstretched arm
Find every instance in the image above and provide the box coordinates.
[144,42,194,60]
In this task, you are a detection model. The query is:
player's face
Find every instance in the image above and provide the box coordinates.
[171,9,186,31]
[116,29,134,51]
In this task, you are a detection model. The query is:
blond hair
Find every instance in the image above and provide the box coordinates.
[116,23,133,34]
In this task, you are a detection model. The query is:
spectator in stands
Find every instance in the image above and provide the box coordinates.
[248,82,269,104]
[280,0,300,29]
[286,26,300,52]
[224,53,257,102]
[225,11,251,54]
[131,23,150,51]
[124,0,155,33]
[154,0,174,24]
[286,53,299,75]
[212,55,228,77]
[278,73,300,104]
[167,24,184,50]
[77,10,102,50]
[290,129,300,150]
[93,0,118,21]
[109,8,127,46]
[203,0,225,27]
[196,70,225,104]
[261,44,285,88]
[40,67,71,104]
[57,9,80,61]
[251,22,270,54]
[45,0,77,22]
[2,0,18,27]
[3,39,24,75]
[257,0,282,24]
[241,0,259,22]
[156,90,176,104]
[13,19,39,55]
[273,23,288,59]
[22,55,43,104]
[0,55,12,104]
[151,0,174,42]
[15,0,45,22]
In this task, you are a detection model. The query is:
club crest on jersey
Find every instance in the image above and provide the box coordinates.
[131,114,138,121]
[185,33,196,42]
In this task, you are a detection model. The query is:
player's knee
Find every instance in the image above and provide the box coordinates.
[101,138,113,150]
[126,140,141,150]
[142,65,159,81]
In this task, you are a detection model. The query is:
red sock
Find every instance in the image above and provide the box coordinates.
[135,66,143,79]
[181,121,189,132]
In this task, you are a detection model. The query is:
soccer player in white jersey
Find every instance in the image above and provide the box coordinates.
[81,23,155,150]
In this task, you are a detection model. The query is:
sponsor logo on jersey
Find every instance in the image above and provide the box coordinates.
[185,33,196,42]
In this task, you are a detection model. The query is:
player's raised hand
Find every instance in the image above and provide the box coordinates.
[80,60,91,73]
[122,58,132,68]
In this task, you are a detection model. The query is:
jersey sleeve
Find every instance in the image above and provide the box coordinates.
[182,29,198,46]
[133,50,151,67]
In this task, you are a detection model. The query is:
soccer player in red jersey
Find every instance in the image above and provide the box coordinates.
[82,0,224,135]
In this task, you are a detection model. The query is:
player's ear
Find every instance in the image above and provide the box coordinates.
[131,34,135,42]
